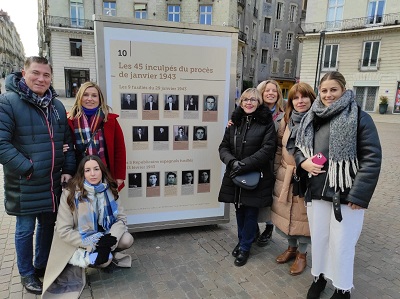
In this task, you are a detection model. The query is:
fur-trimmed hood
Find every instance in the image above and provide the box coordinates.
[231,105,272,126]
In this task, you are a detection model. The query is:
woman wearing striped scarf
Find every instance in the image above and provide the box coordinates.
[68,82,126,191]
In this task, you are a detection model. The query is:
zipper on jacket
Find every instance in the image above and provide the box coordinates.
[39,108,56,212]
[321,172,329,197]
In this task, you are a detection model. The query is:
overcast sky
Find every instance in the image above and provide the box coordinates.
[0,0,39,57]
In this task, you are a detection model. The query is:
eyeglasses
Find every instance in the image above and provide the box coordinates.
[242,98,258,103]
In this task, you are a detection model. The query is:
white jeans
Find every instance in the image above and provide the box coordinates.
[307,200,364,291]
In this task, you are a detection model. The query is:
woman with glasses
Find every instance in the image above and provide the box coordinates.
[218,88,276,267]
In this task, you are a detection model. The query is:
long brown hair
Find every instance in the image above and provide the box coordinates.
[284,82,316,123]
[66,155,118,212]
[68,82,111,121]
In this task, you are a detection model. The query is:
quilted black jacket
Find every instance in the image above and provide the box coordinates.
[218,105,277,208]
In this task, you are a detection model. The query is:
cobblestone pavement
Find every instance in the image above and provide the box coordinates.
[0,113,399,299]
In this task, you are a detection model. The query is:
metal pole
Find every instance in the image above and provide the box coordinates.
[313,30,326,94]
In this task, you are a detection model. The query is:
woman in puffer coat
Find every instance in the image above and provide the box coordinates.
[295,72,382,299]
[271,82,316,276]
[218,88,276,267]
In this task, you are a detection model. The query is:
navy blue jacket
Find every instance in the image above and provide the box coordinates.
[0,72,76,215]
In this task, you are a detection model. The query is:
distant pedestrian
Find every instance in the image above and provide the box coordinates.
[0,56,76,294]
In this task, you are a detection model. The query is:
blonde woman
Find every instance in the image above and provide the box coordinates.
[255,79,285,246]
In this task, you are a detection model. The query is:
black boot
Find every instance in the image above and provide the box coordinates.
[256,224,273,247]
[234,250,249,267]
[21,275,43,295]
[232,243,240,257]
[330,289,351,299]
[307,274,327,299]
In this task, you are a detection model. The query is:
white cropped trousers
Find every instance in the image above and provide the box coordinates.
[307,200,364,291]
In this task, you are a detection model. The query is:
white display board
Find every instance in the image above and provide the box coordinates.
[94,16,237,232]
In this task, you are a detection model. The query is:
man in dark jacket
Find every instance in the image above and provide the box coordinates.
[0,57,76,295]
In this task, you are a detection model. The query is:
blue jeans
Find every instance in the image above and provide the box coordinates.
[235,206,259,252]
[15,212,56,276]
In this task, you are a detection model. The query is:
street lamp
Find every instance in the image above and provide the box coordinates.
[314,30,326,94]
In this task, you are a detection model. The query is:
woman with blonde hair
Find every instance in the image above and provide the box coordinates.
[68,82,126,190]
[255,79,285,246]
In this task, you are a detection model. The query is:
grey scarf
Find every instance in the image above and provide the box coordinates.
[286,110,307,155]
[295,89,359,191]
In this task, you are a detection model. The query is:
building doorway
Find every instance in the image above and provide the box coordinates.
[65,68,90,98]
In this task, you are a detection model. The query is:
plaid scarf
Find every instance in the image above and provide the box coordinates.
[295,90,359,192]
[18,77,61,122]
[73,108,106,165]
[76,180,119,247]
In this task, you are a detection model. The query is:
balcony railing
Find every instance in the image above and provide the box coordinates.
[301,12,400,33]
[46,16,94,30]
[238,31,247,43]
[238,0,246,9]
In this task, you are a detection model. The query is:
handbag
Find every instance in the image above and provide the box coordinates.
[232,171,261,190]
[231,126,261,190]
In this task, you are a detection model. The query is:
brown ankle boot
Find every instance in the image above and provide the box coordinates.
[276,246,298,264]
[290,252,307,275]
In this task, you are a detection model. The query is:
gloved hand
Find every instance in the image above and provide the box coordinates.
[94,246,112,265]
[229,160,246,178]
[97,233,117,248]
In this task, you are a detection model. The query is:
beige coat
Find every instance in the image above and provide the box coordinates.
[42,189,130,299]
[271,120,310,237]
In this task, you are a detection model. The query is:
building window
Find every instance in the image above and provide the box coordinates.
[362,41,380,69]
[284,60,291,74]
[134,4,147,19]
[276,2,283,20]
[286,33,293,50]
[355,86,378,111]
[261,49,268,64]
[367,0,385,24]
[237,13,242,29]
[289,5,297,22]
[70,39,82,57]
[252,22,257,40]
[168,5,180,22]
[273,31,280,49]
[272,60,279,73]
[103,1,116,16]
[264,17,271,33]
[199,5,212,25]
[323,44,339,70]
[70,1,84,27]
[266,0,272,3]
[327,0,344,29]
